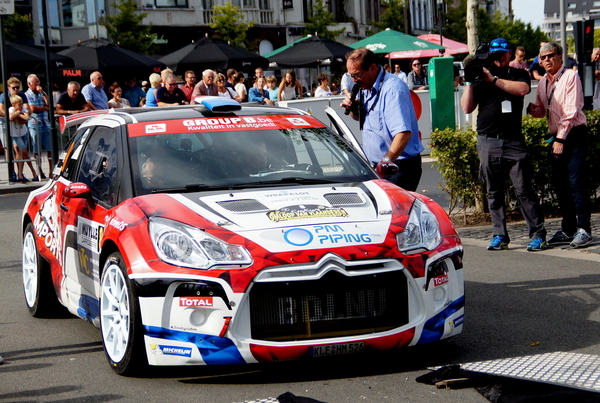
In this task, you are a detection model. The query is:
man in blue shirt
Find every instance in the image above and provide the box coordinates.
[341,48,423,191]
[81,71,109,110]
[122,78,146,107]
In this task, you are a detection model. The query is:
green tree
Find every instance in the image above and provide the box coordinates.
[3,13,34,42]
[303,0,346,41]
[209,2,254,50]
[368,0,405,36]
[105,0,157,55]
[443,0,547,60]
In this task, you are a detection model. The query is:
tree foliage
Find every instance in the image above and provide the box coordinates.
[444,0,548,61]
[209,2,255,50]
[368,0,405,36]
[3,13,34,42]
[106,0,157,55]
[303,0,346,41]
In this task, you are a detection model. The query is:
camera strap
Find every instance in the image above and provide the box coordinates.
[545,66,566,120]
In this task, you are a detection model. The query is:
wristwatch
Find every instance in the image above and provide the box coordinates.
[492,76,499,86]
[382,156,391,162]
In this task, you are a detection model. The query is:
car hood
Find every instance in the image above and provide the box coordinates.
[138,181,415,253]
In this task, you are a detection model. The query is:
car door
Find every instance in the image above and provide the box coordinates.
[58,125,120,323]
[324,106,367,161]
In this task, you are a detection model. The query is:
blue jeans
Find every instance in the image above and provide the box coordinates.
[549,125,591,235]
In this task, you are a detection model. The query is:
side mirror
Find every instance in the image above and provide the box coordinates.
[63,183,92,199]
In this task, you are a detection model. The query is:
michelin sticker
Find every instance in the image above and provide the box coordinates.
[150,344,193,357]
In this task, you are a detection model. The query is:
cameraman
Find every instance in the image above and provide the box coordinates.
[341,48,422,191]
[461,38,547,252]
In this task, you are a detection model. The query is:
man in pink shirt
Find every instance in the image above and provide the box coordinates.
[528,42,592,248]
[509,46,529,72]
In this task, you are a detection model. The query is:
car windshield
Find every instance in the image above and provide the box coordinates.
[129,120,376,194]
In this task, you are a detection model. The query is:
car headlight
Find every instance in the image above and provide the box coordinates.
[396,199,442,254]
[149,217,252,269]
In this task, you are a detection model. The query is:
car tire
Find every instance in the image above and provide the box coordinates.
[22,223,63,318]
[100,252,147,376]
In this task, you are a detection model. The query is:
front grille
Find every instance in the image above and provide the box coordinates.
[249,270,408,341]
[323,192,364,206]
[216,199,268,213]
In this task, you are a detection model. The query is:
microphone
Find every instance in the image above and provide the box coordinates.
[344,85,360,115]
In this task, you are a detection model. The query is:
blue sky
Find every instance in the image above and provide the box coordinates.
[513,0,545,29]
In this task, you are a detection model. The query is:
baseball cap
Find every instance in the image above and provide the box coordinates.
[141,80,149,86]
[489,38,510,52]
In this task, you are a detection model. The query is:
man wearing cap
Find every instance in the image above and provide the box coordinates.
[461,38,547,252]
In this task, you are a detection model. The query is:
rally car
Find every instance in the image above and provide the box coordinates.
[22,97,464,375]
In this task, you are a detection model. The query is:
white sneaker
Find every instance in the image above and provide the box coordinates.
[570,228,592,248]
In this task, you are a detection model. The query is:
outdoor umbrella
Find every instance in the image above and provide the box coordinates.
[266,35,354,68]
[159,37,269,74]
[349,28,445,54]
[387,34,468,59]
[57,38,165,81]
[4,42,74,73]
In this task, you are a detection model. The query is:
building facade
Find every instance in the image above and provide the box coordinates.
[542,0,600,42]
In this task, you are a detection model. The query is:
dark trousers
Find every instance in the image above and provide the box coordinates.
[385,154,422,191]
[477,136,546,241]
[549,126,591,235]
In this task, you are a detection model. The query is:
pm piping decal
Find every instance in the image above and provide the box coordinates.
[283,224,381,247]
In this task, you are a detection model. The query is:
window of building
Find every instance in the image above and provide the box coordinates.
[259,0,269,10]
[568,2,576,8]
[63,0,86,27]
[145,0,188,7]
[202,0,213,9]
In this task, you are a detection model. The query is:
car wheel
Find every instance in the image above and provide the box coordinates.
[100,252,147,375]
[22,223,63,317]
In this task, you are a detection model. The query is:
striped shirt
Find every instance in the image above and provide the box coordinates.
[532,67,586,140]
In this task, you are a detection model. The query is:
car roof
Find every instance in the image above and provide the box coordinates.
[60,99,308,132]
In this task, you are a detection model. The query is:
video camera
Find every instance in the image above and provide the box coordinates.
[463,43,494,82]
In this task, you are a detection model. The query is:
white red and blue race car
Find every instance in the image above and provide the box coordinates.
[22,98,464,375]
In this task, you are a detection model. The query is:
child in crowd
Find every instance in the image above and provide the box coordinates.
[266,75,279,105]
[9,95,38,182]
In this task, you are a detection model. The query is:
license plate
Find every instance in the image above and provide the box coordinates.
[310,341,365,357]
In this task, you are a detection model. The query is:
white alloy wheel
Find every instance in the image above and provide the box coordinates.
[101,259,131,363]
[22,230,39,308]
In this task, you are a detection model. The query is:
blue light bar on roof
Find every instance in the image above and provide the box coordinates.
[197,96,242,112]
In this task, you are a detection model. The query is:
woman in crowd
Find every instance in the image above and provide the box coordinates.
[248,76,274,105]
[407,58,429,90]
[144,73,161,107]
[314,73,333,97]
[234,72,247,102]
[215,73,242,103]
[108,84,131,108]
[278,70,303,102]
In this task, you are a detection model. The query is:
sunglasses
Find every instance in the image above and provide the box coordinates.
[167,83,178,86]
[413,63,421,66]
[540,53,557,61]
[490,41,509,49]
[11,86,19,90]
[216,79,224,82]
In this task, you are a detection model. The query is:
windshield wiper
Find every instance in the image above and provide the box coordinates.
[151,183,232,193]
[232,177,337,188]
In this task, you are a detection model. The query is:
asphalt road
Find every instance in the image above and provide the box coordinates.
[3,191,600,403]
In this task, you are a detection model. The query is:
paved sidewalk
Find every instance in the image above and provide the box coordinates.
[0,153,50,195]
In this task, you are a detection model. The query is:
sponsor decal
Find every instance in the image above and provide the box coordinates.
[179,296,213,307]
[77,217,103,254]
[127,115,325,137]
[106,216,127,231]
[433,274,449,287]
[283,224,376,247]
[150,344,193,357]
[33,190,62,264]
[453,314,464,327]
[267,205,348,222]
[145,123,166,133]
[286,117,310,126]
